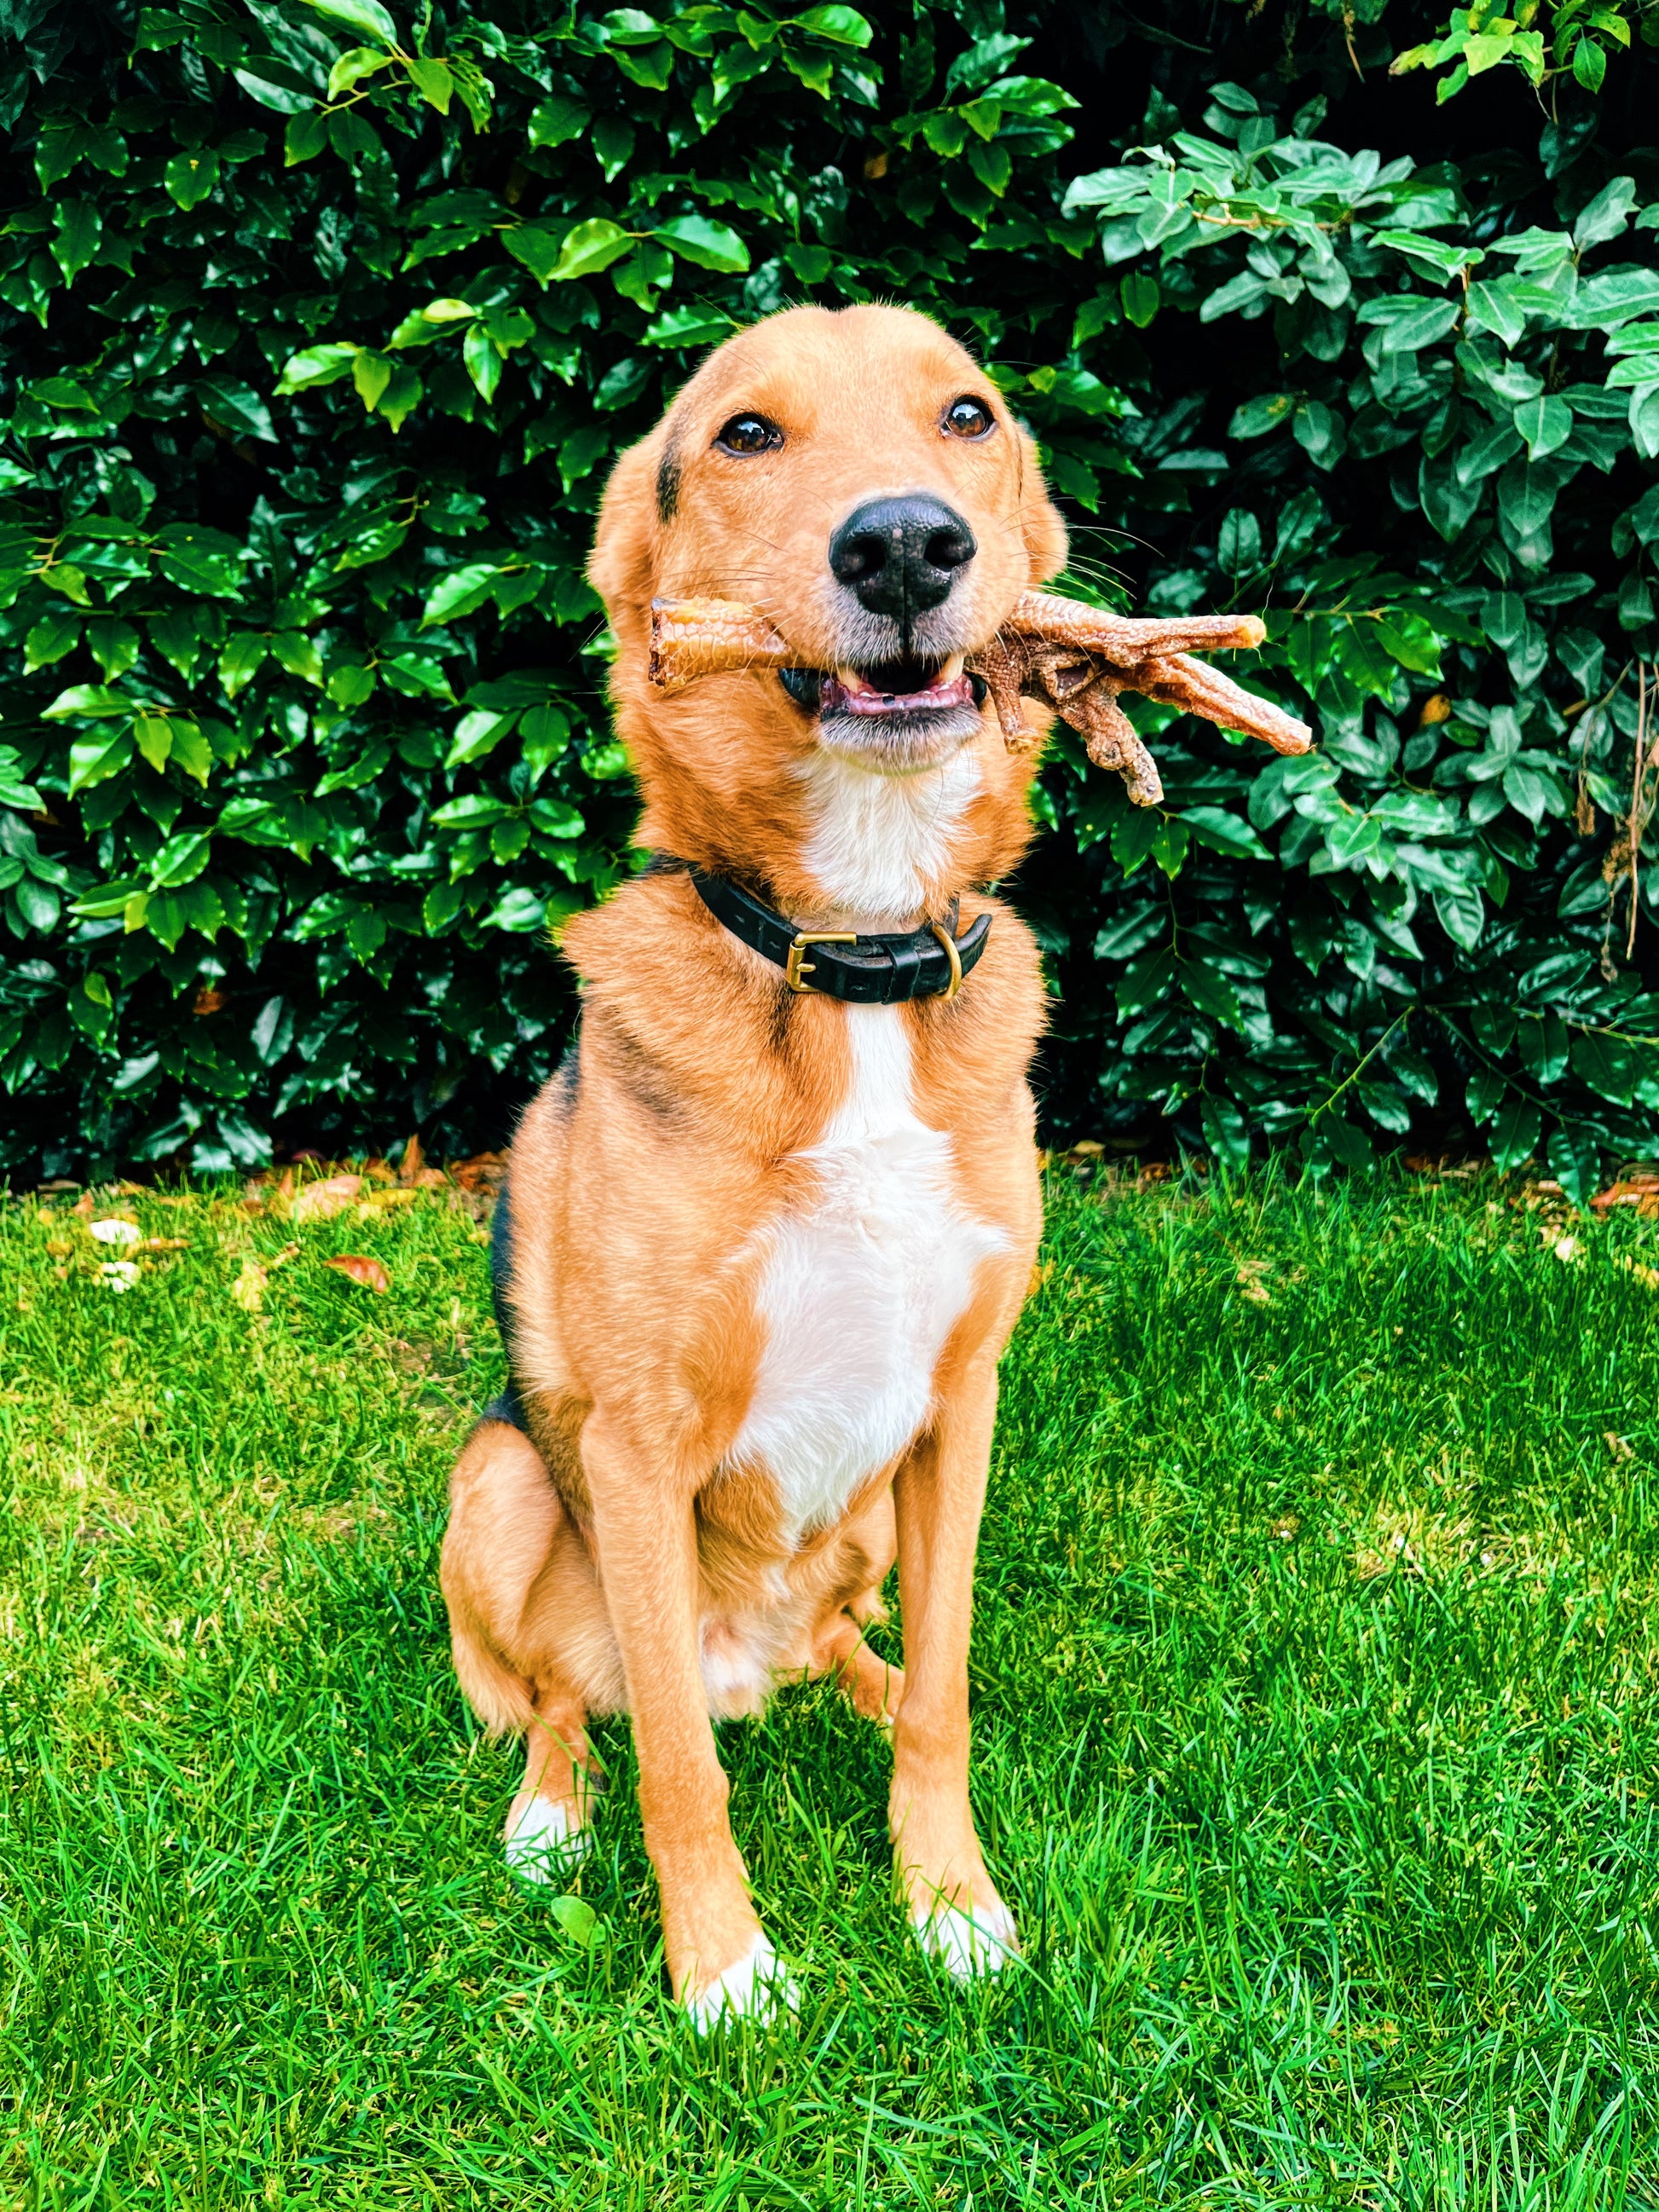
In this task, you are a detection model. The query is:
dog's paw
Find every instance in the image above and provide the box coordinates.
[683,1934,799,2031]
[504,1795,592,1884]
[912,1897,1019,1981]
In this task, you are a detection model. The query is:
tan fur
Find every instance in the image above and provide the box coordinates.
[439,304,1060,2011]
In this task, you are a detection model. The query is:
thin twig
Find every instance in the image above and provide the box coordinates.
[1305,1008,1411,1127]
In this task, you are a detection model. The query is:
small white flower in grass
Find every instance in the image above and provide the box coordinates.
[90,1219,140,1246]
[100,1260,140,1292]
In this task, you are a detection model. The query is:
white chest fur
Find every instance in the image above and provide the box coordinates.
[731,1006,1006,1542]
[798,746,981,923]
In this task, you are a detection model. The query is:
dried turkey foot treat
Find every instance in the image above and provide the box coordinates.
[648,598,794,692]
[646,588,1315,803]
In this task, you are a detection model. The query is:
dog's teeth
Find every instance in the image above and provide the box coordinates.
[939,655,964,684]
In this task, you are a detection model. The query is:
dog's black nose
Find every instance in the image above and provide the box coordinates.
[828,495,977,619]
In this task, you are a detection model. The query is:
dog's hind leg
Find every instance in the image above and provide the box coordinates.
[810,1610,905,1725]
[441,1412,615,1879]
[810,1482,905,1724]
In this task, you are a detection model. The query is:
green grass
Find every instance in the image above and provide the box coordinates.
[2,1164,1657,2209]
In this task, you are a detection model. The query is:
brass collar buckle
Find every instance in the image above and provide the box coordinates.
[785,930,857,993]
[927,918,965,1000]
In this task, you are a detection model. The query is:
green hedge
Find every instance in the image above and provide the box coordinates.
[2,0,1656,1192]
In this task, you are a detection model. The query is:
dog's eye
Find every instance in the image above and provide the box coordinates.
[715,413,783,456]
[943,395,994,440]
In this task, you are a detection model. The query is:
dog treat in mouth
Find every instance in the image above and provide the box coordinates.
[647,590,1313,807]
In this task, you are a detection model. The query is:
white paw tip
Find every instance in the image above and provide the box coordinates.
[684,1934,799,2030]
[913,1900,1019,1981]
[504,1796,591,1883]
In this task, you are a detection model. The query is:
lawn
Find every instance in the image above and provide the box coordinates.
[2,1160,1656,2209]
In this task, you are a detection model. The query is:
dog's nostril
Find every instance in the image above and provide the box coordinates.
[926,523,975,573]
[828,495,978,616]
[830,528,891,585]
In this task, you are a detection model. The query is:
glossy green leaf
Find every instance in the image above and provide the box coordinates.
[790,6,875,44]
[528,95,589,148]
[44,684,130,719]
[652,217,750,274]
[165,148,219,210]
[550,219,635,280]
[301,0,400,47]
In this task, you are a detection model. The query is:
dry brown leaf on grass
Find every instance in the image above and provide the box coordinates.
[1591,1175,1659,1216]
[396,1133,448,1189]
[450,1152,508,1194]
[292,1175,362,1223]
[325,1255,391,1293]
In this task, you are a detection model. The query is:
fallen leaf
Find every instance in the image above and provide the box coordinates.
[1616,1254,1659,1290]
[326,1254,390,1293]
[229,1256,268,1313]
[397,1134,447,1188]
[292,1174,362,1223]
[546,1894,606,1949]
[90,1218,141,1246]
[1591,1176,1659,1216]
[1235,1258,1272,1306]
[451,1151,508,1194]
[138,1237,189,1252]
[192,985,226,1016]
[361,1187,419,1210]
[100,1259,140,1293]
[1551,1234,1582,1264]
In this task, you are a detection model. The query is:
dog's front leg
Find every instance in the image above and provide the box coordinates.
[583,1414,786,2025]
[888,1359,1018,1978]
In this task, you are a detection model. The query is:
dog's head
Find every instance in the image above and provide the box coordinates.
[591,304,1066,778]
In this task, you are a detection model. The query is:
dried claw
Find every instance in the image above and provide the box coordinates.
[1073,691,1164,807]
[974,591,1309,795]
[1003,590,1267,663]
[1135,653,1314,756]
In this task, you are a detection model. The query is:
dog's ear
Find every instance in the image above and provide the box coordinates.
[1014,421,1069,586]
[587,430,663,621]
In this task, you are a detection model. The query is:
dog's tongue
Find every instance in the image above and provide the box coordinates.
[828,664,973,715]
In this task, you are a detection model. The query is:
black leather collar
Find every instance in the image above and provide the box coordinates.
[682,863,991,1003]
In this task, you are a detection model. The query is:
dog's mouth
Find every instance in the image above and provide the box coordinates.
[779,656,989,719]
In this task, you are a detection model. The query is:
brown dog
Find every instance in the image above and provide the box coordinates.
[441,302,1066,2023]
